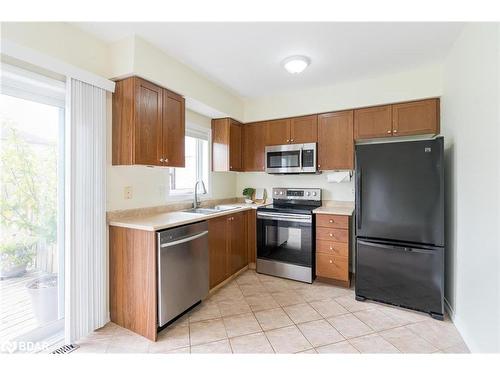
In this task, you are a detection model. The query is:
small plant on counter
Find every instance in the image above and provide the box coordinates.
[242,187,255,203]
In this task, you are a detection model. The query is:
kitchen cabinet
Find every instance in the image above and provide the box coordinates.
[290,115,318,143]
[208,211,249,288]
[318,110,354,170]
[243,121,267,171]
[354,99,439,139]
[109,226,157,341]
[247,209,257,264]
[230,211,248,274]
[315,214,351,287]
[266,118,290,145]
[354,105,392,140]
[266,115,317,145]
[112,76,185,167]
[212,118,243,172]
[392,98,439,136]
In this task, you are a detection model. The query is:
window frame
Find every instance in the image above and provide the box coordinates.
[167,122,211,200]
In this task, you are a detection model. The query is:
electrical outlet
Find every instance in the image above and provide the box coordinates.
[124,186,133,200]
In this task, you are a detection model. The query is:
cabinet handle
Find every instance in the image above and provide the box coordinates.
[329,246,333,250]
[329,233,333,237]
[290,138,294,142]
[160,158,164,163]
[230,166,232,169]
[329,219,334,223]
[165,158,169,163]
[329,259,333,264]
[318,164,321,168]
[387,130,391,134]
[286,139,290,143]
[393,129,398,134]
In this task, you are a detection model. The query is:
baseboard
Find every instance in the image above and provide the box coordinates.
[208,265,249,295]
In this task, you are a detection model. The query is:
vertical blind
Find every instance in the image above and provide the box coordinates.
[65,78,107,343]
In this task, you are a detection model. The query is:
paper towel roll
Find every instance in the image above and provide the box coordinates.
[326,171,352,183]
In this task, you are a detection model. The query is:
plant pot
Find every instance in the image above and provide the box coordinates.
[26,274,58,324]
[0,263,28,279]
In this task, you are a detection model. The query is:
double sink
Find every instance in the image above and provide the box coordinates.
[183,205,242,215]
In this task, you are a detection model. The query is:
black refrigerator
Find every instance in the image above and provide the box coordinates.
[355,137,444,320]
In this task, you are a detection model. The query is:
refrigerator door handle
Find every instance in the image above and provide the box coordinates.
[356,169,362,230]
[357,240,437,254]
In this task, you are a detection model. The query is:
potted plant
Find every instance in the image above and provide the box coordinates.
[0,239,36,279]
[26,274,58,324]
[242,187,255,204]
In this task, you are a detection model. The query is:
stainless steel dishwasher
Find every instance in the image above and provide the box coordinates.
[157,221,209,327]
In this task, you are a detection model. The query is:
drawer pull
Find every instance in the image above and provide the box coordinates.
[329,233,333,237]
[329,219,334,223]
[329,260,333,264]
[329,246,333,250]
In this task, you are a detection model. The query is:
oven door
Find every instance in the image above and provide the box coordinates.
[256,212,313,267]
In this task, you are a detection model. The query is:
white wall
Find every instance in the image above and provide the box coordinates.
[106,106,236,211]
[236,172,354,202]
[244,63,443,122]
[441,23,500,353]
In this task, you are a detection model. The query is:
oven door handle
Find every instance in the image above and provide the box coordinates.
[257,212,312,223]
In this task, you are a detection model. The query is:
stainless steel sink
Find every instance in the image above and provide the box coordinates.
[183,205,241,215]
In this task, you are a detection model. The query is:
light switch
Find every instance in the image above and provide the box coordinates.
[124,186,133,200]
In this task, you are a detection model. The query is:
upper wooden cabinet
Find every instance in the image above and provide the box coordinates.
[212,118,243,172]
[354,105,392,140]
[290,115,318,144]
[243,121,267,171]
[112,76,185,167]
[318,111,354,171]
[392,99,439,137]
[354,99,439,140]
[266,116,318,145]
[266,118,290,145]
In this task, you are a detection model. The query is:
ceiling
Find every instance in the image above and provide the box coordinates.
[73,22,464,98]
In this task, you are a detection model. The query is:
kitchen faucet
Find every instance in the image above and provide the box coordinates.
[193,180,207,208]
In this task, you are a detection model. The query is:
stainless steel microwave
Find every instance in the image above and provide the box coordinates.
[265,143,317,174]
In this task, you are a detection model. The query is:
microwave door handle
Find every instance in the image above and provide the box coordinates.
[299,147,303,171]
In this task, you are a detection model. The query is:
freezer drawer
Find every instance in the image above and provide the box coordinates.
[355,239,444,317]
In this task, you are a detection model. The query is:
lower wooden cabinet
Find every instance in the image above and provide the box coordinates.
[315,214,351,287]
[208,211,249,288]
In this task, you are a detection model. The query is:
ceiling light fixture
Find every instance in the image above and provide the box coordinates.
[282,55,310,74]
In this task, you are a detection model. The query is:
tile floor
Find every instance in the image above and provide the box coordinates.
[75,269,469,354]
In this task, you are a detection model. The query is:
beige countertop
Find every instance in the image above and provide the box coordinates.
[108,203,267,232]
[313,201,355,216]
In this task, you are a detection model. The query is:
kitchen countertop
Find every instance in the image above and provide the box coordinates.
[108,203,267,232]
[313,201,355,216]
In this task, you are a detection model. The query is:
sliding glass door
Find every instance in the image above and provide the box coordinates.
[0,66,65,352]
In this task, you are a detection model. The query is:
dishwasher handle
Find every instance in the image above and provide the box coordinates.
[160,230,208,248]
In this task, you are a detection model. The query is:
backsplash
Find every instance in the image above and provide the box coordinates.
[235,172,355,202]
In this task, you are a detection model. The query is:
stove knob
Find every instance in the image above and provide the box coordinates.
[280,191,284,195]
[306,192,310,196]
[312,192,317,196]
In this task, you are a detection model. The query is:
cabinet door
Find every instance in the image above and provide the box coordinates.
[266,119,290,145]
[212,118,230,172]
[134,78,163,165]
[243,122,267,171]
[229,120,242,171]
[290,115,318,143]
[246,210,257,264]
[162,89,185,167]
[230,212,247,274]
[354,105,392,140]
[208,216,229,288]
[392,99,439,136]
[318,111,354,170]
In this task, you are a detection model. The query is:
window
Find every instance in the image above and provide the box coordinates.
[169,125,210,196]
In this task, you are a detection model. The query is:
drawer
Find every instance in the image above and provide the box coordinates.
[316,253,348,281]
[316,214,348,229]
[316,240,349,257]
[316,227,349,243]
